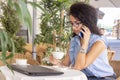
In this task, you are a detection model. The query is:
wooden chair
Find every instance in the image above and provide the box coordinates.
[109,60,120,80]
[13,52,40,65]
[117,77,120,80]
[107,48,120,80]
[0,52,39,66]
[108,50,115,61]
[24,43,47,64]
[107,46,115,61]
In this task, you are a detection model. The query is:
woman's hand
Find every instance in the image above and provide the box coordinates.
[49,54,61,65]
[80,25,91,49]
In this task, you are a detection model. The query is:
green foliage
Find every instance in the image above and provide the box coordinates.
[14,37,26,53]
[8,0,32,34]
[0,0,34,67]
[0,3,21,38]
[39,0,65,43]
[16,0,32,33]
[0,1,26,53]
[34,0,71,45]
[7,37,26,54]
[34,0,89,51]
[0,30,15,67]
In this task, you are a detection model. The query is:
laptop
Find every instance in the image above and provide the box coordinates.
[11,65,64,76]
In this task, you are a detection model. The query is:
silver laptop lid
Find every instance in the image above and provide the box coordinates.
[11,65,64,76]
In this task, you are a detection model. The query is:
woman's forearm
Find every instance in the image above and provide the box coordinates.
[73,53,86,70]
[73,41,106,70]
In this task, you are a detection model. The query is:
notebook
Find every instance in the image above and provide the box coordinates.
[11,65,64,76]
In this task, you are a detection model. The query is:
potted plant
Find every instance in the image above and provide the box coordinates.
[0,2,26,54]
[0,0,33,66]
[34,0,71,50]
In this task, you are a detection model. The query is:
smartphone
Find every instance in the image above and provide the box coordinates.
[79,32,83,38]
[79,29,84,38]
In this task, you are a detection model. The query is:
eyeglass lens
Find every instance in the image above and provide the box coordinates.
[69,21,81,27]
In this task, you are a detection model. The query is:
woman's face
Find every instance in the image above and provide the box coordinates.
[69,15,83,35]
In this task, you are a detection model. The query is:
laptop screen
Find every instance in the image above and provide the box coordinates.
[11,65,64,76]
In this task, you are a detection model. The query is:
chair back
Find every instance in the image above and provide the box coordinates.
[107,47,115,61]
[110,60,120,78]
[0,52,39,66]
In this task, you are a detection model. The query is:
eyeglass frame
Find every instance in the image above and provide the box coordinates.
[68,21,82,27]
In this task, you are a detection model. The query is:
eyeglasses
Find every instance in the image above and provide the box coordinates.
[68,21,82,27]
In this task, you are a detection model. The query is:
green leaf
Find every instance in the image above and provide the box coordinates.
[0,30,15,66]
[6,52,14,60]
[5,38,15,60]
[10,38,15,54]
[19,0,32,34]
[1,31,7,54]
[7,0,13,7]
[14,2,23,24]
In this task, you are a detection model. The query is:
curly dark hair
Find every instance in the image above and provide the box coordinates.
[69,2,101,36]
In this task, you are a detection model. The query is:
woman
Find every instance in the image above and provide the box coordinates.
[99,28,105,35]
[50,2,116,80]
